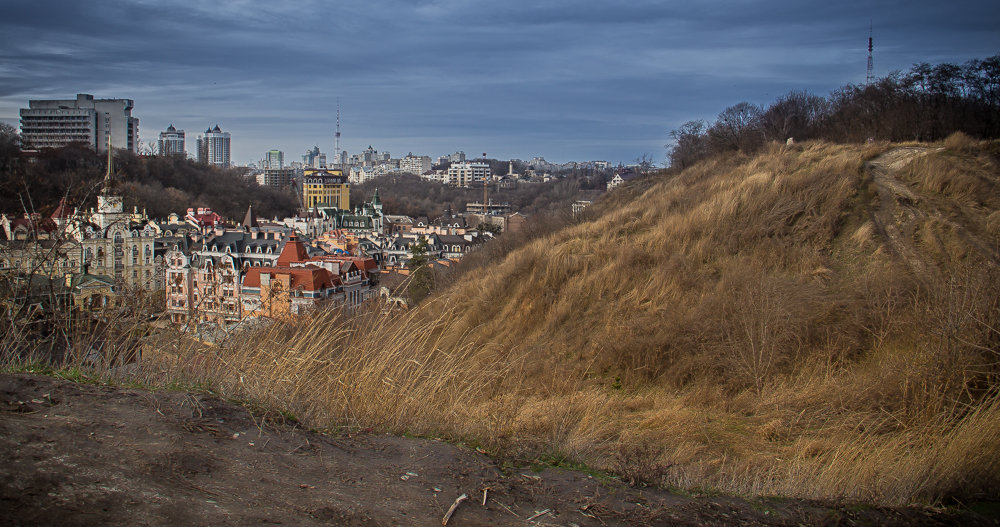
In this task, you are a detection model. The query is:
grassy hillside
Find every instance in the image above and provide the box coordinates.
[17,136,998,506]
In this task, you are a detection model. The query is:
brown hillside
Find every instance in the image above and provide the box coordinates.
[131,138,1000,506]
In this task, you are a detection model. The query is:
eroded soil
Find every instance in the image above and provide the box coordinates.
[0,373,993,526]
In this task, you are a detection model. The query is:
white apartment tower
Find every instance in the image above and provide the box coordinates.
[197,125,231,168]
[158,124,185,156]
[447,162,490,187]
[19,93,138,152]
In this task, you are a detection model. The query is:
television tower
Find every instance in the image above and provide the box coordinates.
[866,23,874,85]
[334,99,342,167]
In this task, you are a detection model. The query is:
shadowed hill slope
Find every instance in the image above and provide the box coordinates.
[131,137,1000,506]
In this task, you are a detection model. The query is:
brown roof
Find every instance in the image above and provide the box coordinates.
[277,232,309,266]
[242,265,338,292]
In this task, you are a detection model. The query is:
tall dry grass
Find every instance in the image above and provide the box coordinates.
[5,139,999,506]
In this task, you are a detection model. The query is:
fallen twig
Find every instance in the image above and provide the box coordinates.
[482,487,489,506]
[526,509,551,521]
[442,493,468,526]
[495,501,519,517]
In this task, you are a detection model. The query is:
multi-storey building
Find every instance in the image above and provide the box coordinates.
[240,233,378,319]
[348,146,390,167]
[158,125,185,156]
[303,169,350,210]
[19,93,138,152]
[447,162,490,187]
[1,147,160,291]
[77,193,159,289]
[257,168,293,188]
[302,146,326,168]
[400,154,432,175]
[265,149,284,169]
[197,125,231,168]
[163,210,293,325]
[349,165,375,184]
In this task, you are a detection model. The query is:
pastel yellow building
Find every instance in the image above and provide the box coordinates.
[303,169,350,210]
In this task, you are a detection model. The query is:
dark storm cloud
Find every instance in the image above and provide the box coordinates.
[1,0,998,163]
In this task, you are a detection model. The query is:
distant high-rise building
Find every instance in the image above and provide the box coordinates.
[265,149,284,169]
[302,146,327,168]
[197,125,231,168]
[158,124,185,156]
[19,93,138,152]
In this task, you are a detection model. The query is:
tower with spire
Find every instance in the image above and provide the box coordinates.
[96,135,125,232]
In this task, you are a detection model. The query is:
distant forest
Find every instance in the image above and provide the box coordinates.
[0,132,299,221]
[668,55,1000,169]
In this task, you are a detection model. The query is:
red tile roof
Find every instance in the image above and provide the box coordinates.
[242,265,338,292]
[277,232,310,266]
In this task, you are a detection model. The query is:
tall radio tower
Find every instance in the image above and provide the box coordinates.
[334,99,342,167]
[866,23,874,86]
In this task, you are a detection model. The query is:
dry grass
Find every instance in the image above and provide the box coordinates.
[5,139,999,507]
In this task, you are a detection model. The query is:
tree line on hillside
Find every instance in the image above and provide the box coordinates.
[668,55,1000,169]
[0,125,298,221]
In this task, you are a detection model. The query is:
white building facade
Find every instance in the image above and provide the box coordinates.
[19,93,139,152]
[197,125,231,168]
[400,154,432,175]
[158,125,185,156]
[447,162,491,187]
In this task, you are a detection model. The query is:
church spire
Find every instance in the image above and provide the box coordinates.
[242,203,260,230]
[102,134,114,195]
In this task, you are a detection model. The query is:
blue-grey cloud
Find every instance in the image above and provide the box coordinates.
[1,0,998,164]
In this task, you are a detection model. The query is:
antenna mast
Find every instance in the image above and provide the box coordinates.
[335,99,342,168]
[866,23,874,86]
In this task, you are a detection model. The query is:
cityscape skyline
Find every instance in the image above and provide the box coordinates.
[1,0,998,166]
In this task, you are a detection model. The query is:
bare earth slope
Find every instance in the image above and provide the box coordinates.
[0,374,991,526]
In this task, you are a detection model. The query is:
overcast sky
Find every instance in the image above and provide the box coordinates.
[1,0,997,166]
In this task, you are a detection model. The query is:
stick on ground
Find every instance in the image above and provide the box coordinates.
[442,493,468,526]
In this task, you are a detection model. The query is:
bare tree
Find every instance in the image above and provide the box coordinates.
[708,102,764,153]
[760,91,827,143]
[667,120,710,170]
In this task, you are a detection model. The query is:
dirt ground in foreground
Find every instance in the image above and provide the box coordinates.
[0,373,995,526]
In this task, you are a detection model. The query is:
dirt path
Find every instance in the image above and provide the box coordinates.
[865,146,935,274]
[0,373,991,526]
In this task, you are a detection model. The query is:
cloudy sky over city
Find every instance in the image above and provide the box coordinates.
[1,0,997,165]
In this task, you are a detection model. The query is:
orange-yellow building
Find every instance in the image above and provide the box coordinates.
[302,169,350,210]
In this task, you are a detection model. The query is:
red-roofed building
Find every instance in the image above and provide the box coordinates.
[241,265,339,319]
[239,233,379,319]
[276,232,310,266]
